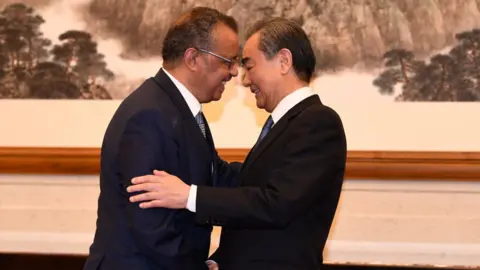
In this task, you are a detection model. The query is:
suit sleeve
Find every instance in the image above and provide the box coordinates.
[117,110,187,269]
[213,152,242,188]
[196,109,346,229]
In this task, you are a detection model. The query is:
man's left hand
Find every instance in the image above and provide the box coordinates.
[127,170,190,209]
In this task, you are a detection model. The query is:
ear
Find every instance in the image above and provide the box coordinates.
[183,48,200,71]
[277,48,293,75]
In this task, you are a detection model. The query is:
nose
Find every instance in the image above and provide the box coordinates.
[229,63,239,77]
[242,70,251,87]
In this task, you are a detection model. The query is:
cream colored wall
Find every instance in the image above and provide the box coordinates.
[1,76,480,150]
[1,174,479,267]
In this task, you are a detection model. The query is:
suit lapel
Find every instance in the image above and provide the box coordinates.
[152,69,211,158]
[203,115,217,185]
[241,118,288,173]
[241,95,321,173]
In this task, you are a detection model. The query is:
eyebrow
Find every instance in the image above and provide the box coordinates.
[221,53,238,63]
[241,57,251,66]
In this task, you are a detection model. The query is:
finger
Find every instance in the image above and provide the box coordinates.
[139,200,165,208]
[153,170,168,176]
[126,183,155,193]
[129,191,158,202]
[131,175,159,184]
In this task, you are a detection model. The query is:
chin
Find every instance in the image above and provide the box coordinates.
[255,101,265,110]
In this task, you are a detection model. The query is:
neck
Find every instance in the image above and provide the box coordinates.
[286,80,309,95]
[272,77,308,110]
[164,66,202,102]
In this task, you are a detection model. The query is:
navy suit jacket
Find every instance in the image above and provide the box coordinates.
[196,96,347,270]
[84,69,239,270]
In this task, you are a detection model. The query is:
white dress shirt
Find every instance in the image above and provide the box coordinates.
[163,68,201,117]
[163,68,214,212]
[163,68,215,267]
[186,86,316,212]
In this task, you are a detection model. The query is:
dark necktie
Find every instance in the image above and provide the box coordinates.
[252,115,273,150]
[195,111,206,138]
[195,111,215,182]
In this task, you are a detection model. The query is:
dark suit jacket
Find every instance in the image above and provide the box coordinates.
[83,69,239,270]
[196,95,347,270]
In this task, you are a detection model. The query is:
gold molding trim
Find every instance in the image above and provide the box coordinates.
[0,147,479,181]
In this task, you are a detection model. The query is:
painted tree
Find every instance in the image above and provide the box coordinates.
[51,30,113,99]
[28,61,80,99]
[0,3,51,98]
[373,49,427,100]
[0,3,51,67]
[374,29,480,101]
[426,54,457,101]
[0,3,116,99]
[448,29,480,100]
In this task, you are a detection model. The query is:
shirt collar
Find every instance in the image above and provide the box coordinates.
[271,87,315,125]
[163,68,202,117]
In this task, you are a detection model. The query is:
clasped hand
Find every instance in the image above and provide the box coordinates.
[126,170,190,209]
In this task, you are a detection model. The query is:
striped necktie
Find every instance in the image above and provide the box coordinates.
[195,112,206,138]
[195,111,214,179]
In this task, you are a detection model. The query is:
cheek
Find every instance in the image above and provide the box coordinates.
[252,75,270,94]
[206,73,220,86]
[248,71,263,87]
[212,68,227,82]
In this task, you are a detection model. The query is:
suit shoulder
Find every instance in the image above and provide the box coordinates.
[117,79,178,115]
[303,102,344,126]
[123,79,167,107]
[106,79,180,133]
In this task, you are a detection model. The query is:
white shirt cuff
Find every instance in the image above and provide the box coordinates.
[186,184,197,212]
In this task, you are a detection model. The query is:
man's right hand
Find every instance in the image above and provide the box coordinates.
[127,170,190,209]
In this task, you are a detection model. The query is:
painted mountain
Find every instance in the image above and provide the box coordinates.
[1,0,480,101]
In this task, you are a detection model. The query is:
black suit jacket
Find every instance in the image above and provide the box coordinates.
[196,95,347,270]
[84,69,239,270]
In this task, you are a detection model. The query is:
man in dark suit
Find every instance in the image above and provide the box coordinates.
[83,7,241,270]
[127,17,347,270]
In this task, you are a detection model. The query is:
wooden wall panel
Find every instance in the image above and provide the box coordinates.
[0,147,479,180]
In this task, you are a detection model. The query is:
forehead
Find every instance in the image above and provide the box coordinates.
[212,23,239,55]
[242,33,261,59]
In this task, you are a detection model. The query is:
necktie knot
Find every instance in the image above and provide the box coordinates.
[261,115,274,135]
[253,115,273,149]
[195,112,206,138]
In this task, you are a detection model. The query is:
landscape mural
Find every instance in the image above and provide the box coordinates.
[2,0,480,105]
